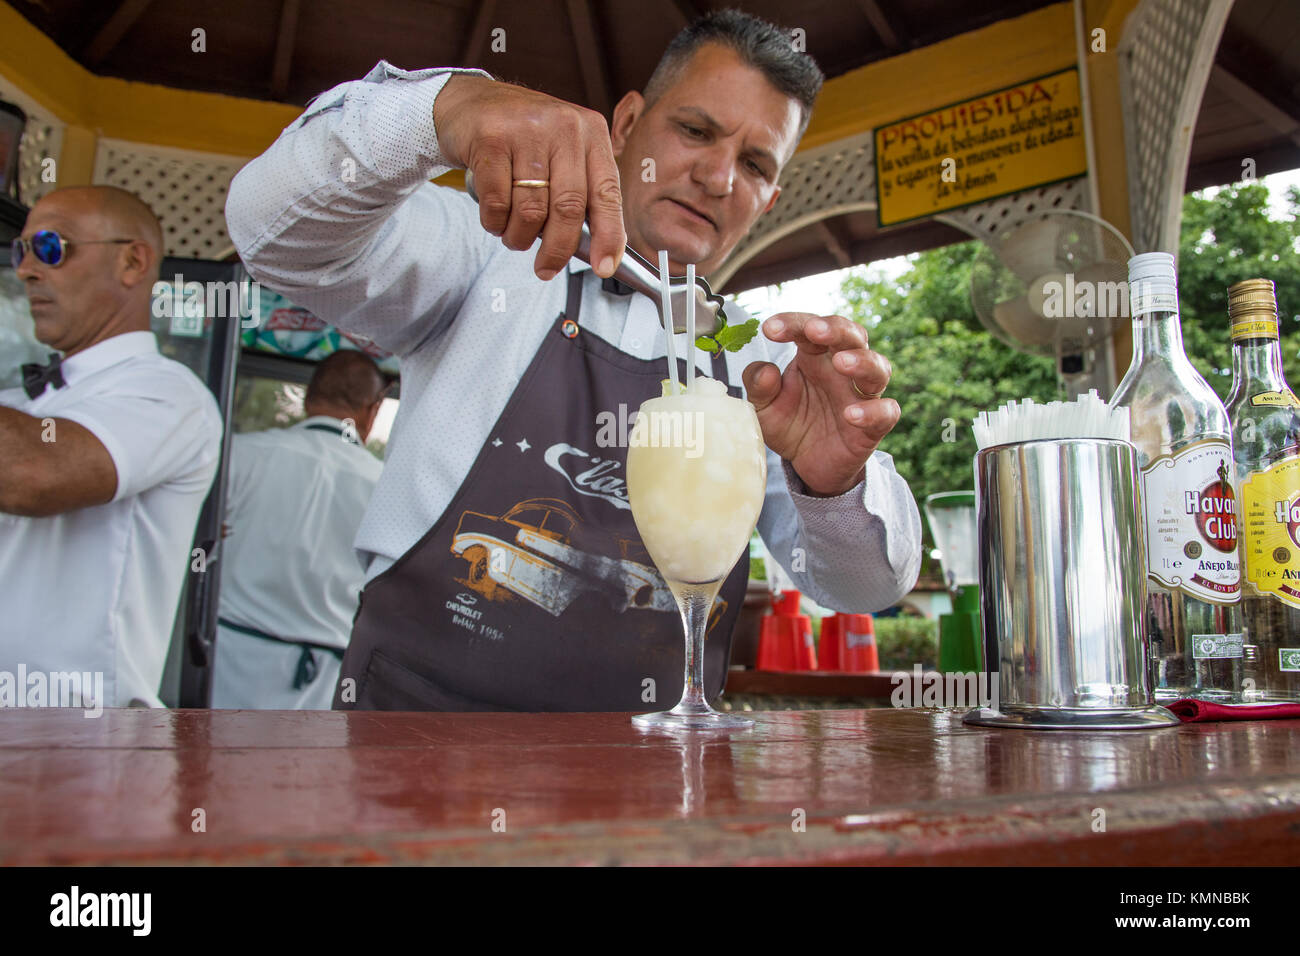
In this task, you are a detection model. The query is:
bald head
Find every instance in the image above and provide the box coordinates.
[16,185,166,356]
[40,186,164,279]
[305,350,389,442]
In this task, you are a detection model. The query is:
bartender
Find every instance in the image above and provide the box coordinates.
[0,186,222,708]
[226,9,922,712]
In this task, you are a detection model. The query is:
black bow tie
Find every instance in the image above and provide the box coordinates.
[601,275,634,296]
[21,352,65,399]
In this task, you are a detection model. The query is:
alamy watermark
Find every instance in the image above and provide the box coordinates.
[0,665,103,717]
[151,275,262,329]
[891,665,999,710]
[595,403,703,458]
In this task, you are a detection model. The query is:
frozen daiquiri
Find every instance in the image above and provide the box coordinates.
[625,256,765,730]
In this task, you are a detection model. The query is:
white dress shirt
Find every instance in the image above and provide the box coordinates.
[225,61,923,612]
[212,415,383,709]
[0,331,223,707]
[218,415,383,648]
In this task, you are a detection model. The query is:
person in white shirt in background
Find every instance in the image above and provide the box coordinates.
[0,186,222,709]
[211,350,386,710]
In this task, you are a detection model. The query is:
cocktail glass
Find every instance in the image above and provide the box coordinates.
[626,378,767,730]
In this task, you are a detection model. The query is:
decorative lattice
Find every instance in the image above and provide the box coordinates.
[713,129,877,288]
[936,178,1087,242]
[1118,0,1231,252]
[0,74,64,207]
[93,139,246,260]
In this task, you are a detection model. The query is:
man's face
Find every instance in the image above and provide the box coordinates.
[14,193,133,353]
[612,44,803,275]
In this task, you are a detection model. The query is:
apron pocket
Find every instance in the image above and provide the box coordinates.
[360,650,515,712]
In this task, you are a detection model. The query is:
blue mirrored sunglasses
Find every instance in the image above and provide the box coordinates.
[11,230,134,269]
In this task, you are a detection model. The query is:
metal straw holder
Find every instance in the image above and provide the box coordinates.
[963,438,1179,730]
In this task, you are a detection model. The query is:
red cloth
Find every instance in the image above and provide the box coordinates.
[1165,698,1300,722]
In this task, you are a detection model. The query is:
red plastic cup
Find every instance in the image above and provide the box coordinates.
[817,615,841,670]
[772,589,802,616]
[795,614,817,670]
[757,615,799,671]
[840,614,878,672]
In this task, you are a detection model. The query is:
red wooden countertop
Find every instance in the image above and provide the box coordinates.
[1,707,1298,866]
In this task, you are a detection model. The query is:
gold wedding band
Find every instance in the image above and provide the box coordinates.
[512,179,549,188]
[853,381,883,400]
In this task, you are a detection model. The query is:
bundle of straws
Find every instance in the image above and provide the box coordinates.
[657,250,700,392]
[972,390,1131,450]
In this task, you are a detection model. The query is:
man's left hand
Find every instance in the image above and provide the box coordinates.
[742,313,900,497]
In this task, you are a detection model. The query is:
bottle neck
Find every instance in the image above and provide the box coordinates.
[1131,309,1189,364]
[1231,334,1287,390]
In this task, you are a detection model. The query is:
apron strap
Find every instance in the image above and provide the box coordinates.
[218,617,346,660]
[565,267,584,324]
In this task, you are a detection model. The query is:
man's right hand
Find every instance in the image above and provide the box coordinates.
[434,74,626,281]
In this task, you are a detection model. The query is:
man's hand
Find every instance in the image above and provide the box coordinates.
[434,74,625,281]
[742,313,900,497]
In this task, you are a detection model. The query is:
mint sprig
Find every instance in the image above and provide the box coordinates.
[694,309,759,354]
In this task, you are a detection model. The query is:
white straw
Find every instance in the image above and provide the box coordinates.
[658,250,679,394]
[685,263,696,393]
[971,390,1131,450]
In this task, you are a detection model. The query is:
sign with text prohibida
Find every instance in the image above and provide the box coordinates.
[873,68,1087,226]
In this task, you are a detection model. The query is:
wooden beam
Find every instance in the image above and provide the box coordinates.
[83,0,155,67]
[566,0,614,116]
[1210,64,1300,149]
[460,0,499,69]
[854,0,904,51]
[813,217,853,269]
[269,0,301,101]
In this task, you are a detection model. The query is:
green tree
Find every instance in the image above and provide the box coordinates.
[839,241,1059,523]
[1176,183,1300,397]
[835,179,1300,545]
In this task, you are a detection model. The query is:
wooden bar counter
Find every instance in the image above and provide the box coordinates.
[1,707,1297,866]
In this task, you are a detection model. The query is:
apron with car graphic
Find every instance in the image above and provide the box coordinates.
[334,267,751,711]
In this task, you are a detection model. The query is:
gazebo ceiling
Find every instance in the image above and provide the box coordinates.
[3,0,1061,109]
[5,0,1297,290]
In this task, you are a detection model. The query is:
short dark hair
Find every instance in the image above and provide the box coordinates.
[305,350,387,411]
[643,8,824,144]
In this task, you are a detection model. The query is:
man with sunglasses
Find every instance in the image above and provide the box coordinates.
[0,185,223,709]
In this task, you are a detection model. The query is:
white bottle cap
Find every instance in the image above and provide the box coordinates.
[1127,252,1179,317]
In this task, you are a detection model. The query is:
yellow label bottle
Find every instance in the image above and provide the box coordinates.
[1225,278,1300,700]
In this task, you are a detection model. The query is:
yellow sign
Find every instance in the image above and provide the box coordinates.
[874,69,1087,226]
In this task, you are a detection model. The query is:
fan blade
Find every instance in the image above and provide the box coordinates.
[993,294,1057,349]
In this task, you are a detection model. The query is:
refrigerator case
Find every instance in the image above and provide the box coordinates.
[0,257,241,707]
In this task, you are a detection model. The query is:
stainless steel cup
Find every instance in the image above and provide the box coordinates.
[963,438,1180,730]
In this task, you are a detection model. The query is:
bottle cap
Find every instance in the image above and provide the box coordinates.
[1227,278,1278,341]
[1127,252,1179,317]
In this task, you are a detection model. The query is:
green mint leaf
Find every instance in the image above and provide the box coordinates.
[695,334,720,354]
[714,317,759,352]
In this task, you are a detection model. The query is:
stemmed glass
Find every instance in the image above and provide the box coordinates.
[626,379,767,730]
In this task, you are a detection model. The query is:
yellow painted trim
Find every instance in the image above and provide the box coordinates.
[0,3,297,157]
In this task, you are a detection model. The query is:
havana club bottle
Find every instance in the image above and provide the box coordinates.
[1225,278,1300,700]
[1110,253,1243,701]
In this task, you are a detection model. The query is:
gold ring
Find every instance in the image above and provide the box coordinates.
[512,179,549,188]
[853,381,882,400]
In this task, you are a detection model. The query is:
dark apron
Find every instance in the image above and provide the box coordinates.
[333,268,751,711]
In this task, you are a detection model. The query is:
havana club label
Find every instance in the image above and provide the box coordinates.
[1240,456,1300,609]
[1141,439,1241,603]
